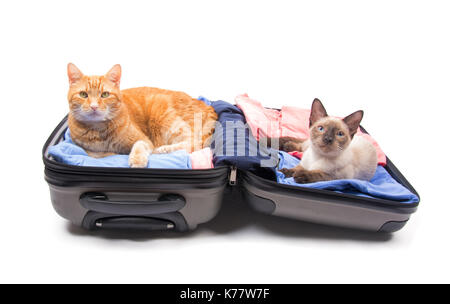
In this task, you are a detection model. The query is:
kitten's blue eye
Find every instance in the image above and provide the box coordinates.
[337,131,344,137]
[318,126,324,132]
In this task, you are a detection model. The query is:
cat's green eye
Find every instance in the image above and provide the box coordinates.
[101,92,110,98]
[79,91,88,98]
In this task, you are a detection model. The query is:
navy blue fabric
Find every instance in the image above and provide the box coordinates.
[202,97,278,181]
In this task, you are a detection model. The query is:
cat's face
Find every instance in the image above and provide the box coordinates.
[67,64,122,123]
[309,98,363,157]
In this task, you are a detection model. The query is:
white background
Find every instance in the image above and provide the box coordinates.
[0,0,448,283]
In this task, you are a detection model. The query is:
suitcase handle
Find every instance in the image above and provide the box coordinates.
[94,217,175,231]
[79,192,186,216]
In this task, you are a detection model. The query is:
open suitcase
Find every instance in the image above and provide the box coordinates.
[43,105,420,234]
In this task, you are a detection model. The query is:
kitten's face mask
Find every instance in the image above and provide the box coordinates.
[308,99,363,157]
[67,64,122,123]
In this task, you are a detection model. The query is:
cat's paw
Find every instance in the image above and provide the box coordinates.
[293,170,313,184]
[277,137,304,152]
[129,152,149,168]
[279,168,295,177]
[129,141,150,168]
[154,145,169,154]
[281,142,302,152]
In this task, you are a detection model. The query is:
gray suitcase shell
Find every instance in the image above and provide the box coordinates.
[43,116,419,233]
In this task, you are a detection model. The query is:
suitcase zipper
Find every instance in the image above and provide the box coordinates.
[229,166,238,186]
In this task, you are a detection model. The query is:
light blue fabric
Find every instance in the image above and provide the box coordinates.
[198,96,212,106]
[277,151,419,204]
[48,129,192,169]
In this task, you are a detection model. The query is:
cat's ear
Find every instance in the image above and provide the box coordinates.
[310,98,328,127]
[343,110,364,138]
[67,63,83,85]
[106,64,121,86]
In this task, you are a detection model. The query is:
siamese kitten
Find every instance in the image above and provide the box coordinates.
[279,99,377,184]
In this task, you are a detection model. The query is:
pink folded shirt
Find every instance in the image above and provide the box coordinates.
[235,94,387,166]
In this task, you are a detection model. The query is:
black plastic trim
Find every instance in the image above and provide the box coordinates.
[242,188,276,215]
[44,166,229,188]
[378,220,409,233]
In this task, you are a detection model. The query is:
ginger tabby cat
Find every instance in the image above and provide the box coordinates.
[67,63,217,168]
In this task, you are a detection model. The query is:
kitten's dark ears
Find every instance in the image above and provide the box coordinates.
[343,110,364,138]
[67,63,83,85]
[106,64,121,86]
[310,98,328,127]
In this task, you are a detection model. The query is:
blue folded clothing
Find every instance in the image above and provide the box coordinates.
[277,151,419,203]
[48,129,192,169]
